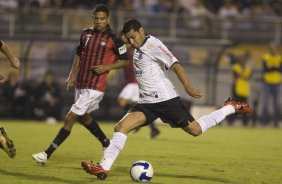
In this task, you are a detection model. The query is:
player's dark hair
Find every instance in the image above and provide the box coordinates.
[122,19,142,34]
[93,4,109,16]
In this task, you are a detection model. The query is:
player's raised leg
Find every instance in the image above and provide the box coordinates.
[183,97,252,135]
[81,111,146,179]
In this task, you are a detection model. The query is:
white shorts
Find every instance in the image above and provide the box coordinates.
[118,83,139,102]
[70,89,104,115]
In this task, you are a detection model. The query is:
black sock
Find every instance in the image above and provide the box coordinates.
[148,122,159,131]
[85,120,109,148]
[45,127,70,158]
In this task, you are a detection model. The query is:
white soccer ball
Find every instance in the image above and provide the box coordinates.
[130,160,154,182]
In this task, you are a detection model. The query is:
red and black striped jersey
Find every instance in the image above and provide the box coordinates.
[75,26,127,92]
[123,46,137,84]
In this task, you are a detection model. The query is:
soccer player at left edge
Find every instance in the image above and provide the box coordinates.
[0,40,20,158]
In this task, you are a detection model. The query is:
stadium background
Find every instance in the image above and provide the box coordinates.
[0,0,281,124]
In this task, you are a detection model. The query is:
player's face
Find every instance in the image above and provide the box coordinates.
[93,11,108,31]
[124,28,146,49]
[269,43,277,55]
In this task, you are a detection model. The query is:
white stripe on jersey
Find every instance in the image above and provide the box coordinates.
[133,35,179,103]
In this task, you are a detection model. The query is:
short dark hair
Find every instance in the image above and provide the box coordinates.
[93,4,109,16]
[122,19,142,34]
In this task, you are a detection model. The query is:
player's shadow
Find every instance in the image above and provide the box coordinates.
[0,168,85,184]
[157,173,234,183]
[114,166,234,183]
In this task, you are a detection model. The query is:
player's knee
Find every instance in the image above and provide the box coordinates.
[78,114,92,125]
[114,123,122,132]
[183,122,202,136]
[114,123,130,134]
[64,112,77,127]
[190,129,202,137]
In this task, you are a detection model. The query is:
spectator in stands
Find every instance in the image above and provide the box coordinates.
[26,0,41,8]
[76,0,95,9]
[28,42,49,82]
[119,0,135,11]
[253,2,276,17]
[227,51,252,126]
[250,3,276,30]
[180,0,214,30]
[203,0,223,13]
[61,0,76,9]
[132,0,158,14]
[151,0,174,14]
[2,72,33,119]
[261,42,282,127]
[271,0,282,16]
[218,0,240,29]
[40,0,64,8]
[2,72,19,118]
[0,0,18,9]
[176,0,196,13]
[34,70,62,123]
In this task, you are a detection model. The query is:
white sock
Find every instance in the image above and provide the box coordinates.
[197,105,235,133]
[100,132,127,170]
[219,105,236,116]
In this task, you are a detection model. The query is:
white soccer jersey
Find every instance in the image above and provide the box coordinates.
[133,35,179,103]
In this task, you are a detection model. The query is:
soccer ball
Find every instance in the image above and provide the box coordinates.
[130,160,154,182]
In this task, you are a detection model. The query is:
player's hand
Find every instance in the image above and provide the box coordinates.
[186,86,202,98]
[66,76,74,91]
[10,58,20,69]
[91,65,110,75]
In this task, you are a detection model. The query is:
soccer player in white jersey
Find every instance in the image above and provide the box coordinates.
[81,19,253,180]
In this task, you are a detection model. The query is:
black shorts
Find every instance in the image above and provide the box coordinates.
[130,97,195,128]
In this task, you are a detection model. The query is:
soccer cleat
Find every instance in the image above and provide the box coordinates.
[81,160,109,180]
[224,97,253,113]
[32,151,48,164]
[0,127,16,158]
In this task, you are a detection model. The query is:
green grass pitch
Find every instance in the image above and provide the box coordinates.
[0,120,281,184]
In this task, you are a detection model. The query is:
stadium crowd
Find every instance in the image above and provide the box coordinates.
[0,0,281,17]
[0,70,63,123]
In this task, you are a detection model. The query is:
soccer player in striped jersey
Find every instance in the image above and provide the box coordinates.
[81,19,252,179]
[0,40,19,158]
[32,4,129,164]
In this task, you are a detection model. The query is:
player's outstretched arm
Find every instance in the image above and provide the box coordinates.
[171,63,202,98]
[91,59,129,75]
[0,41,20,69]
